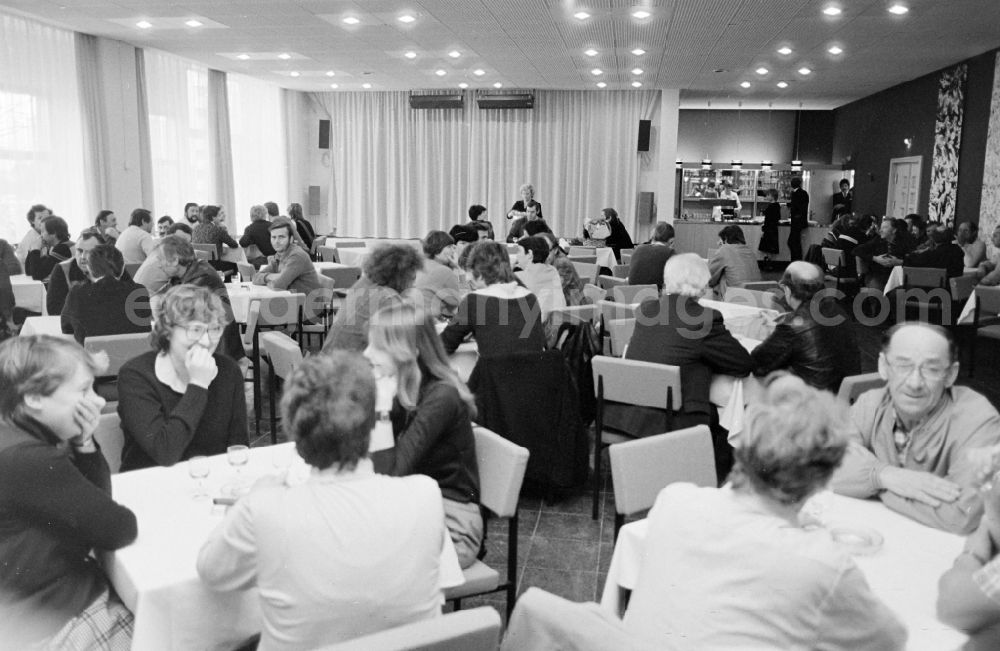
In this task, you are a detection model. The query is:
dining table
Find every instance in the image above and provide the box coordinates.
[599,492,968,651]
[106,437,464,651]
[224,282,296,324]
[10,274,47,314]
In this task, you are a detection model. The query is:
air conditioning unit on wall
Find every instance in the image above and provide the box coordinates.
[476,93,534,109]
[409,93,464,109]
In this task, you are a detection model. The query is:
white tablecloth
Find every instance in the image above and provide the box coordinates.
[20,315,71,338]
[337,247,369,268]
[958,292,978,325]
[884,266,979,295]
[594,247,616,269]
[700,297,779,340]
[225,283,295,324]
[11,274,46,314]
[313,261,351,274]
[709,335,762,441]
[108,441,462,651]
[600,493,967,651]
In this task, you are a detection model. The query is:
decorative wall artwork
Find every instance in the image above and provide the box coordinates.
[981,53,1000,260]
[928,63,967,224]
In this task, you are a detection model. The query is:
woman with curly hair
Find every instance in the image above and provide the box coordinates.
[323,244,424,353]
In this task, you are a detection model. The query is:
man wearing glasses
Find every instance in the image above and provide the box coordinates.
[832,323,1000,534]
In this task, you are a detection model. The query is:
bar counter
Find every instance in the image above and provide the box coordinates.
[673,220,827,262]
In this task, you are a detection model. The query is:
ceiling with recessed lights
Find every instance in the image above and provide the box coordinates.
[1,0,998,109]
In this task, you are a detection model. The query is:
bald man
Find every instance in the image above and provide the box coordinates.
[832,323,1000,534]
[751,261,859,392]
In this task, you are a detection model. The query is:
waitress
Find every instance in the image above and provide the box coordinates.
[506,183,543,220]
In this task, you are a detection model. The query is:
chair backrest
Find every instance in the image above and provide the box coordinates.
[193,249,212,262]
[738,280,780,292]
[335,240,367,249]
[610,264,630,279]
[821,247,846,269]
[619,248,634,258]
[260,331,304,380]
[609,425,715,517]
[977,286,1000,317]
[124,263,141,279]
[611,284,657,305]
[320,265,363,288]
[855,256,869,276]
[548,304,600,329]
[723,287,780,311]
[94,412,124,474]
[192,243,218,260]
[568,245,596,257]
[317,245,339,263]
[237,262,256,282]
[606,317,636,357]
[950,274,976,302]
[572,261,599,285]
[568,255,598,265]
[256,294,305,327]
[84,333,152,377]
[597,275,627,291]
[321,607,501,651]
[582,283,606,305]
[592,356,683,409]
[473,426,529,519]
[836,372,886,405]
[902,266,947,289]
[598,300,638,326]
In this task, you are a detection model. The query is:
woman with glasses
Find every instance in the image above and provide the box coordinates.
[117,284,248,471]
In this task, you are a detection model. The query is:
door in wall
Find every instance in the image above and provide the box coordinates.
[886,156,922,219]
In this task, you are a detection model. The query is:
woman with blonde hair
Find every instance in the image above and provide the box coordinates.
[366,301,482,568]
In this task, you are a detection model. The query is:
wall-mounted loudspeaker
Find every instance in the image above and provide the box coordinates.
[318,120,331,149]
[637,120,651,152]
[307,186,321,217]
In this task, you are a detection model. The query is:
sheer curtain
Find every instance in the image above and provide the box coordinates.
[143,49,213,219]
[228,73,287,231]
[310,89,658,239]
[0,11,88,242]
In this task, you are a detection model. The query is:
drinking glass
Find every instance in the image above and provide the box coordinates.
[227,444,250,476]
[188,456,210,500]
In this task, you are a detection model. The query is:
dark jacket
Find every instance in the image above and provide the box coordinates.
[373,374,479,504]
[174,260,244,360]
[61,275,151,344]
[47,259,88,316]
[759,202,781,255]
[25,241,72,281]
[788,188,810,229]
[751,298,860,392]
[293,217,317,252]
[903,242,965,278]
[626,294,753,416]
[604,218,635,262]
[508,200,543,220]
[239,219,276,259]
[441,291,546,356]
[0,419,136,645]
[627,243,674,289]
[0,239,20,276]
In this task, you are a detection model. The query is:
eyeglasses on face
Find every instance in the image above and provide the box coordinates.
[177,323,224,340]
[884,356,951,381]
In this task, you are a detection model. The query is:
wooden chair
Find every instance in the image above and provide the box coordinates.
[969,286,1000,378]
[610,284,657,305]
[606,317,636,357]
[261,331,305,443]
[619,248,634,266]
[192,243,218,260]
[299,275,337,348]
[244,294,305,437]
[609,425,715,539]
[582,283,606,305]
[319,607,501,651]
[723,287,780,311]
[591,357,682,519]
[836,372,886,405]
[548,304,600,332]
[193,249,212,262]
[611,264,630,279]
[237,262,256,282]
[94,412,125,474]
[84,333,152,378]
[319,265,363,289]
[444,426,528,620]
[317,245,339,263]
[597,275,627,292]
[572,261,599,285]
[899,266,949,323]
[569,245,597,258]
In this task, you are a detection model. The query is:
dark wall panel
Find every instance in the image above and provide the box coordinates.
[955,50,997,226]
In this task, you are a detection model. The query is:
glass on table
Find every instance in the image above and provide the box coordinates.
[227,444,250,476]
[188,455,210,500]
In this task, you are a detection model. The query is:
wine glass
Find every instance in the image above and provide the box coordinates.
[188,456,210,500]
[227,445,250,477]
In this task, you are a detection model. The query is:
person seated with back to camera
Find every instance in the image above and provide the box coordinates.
[239,204,275,267]
[628,222,675,290]
[900,224,965,278]
[536,231,591,307]
[707,224,761,299]
[622,374,906,650]
[831,323,1000,534]
[514,235,566,318]
[61,244,151,344]
[198,351,451,650]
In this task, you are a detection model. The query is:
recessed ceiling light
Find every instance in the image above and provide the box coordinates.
[290,71,300,77]
[631,68,643,75]
[798,67,812,75]
[473,69,485,76]
[404,51,417,60]
[136,20,152,29]
[888,3,909,14]
[584,48,598,57]
[828,45,843,55]
[740,81,751,88]
[777,81,789,88]
[631,48,646,56]
[398,14,415,23]
[278,53,291,60]
[330,83,339,89]
[597,82,607,88]
[591,68,603,76]
[326,71,335,77]
[459,82,469,89]
[493,82,503,88]
[435,69,447,76]
[237,54,250,60]
[574,11,590,20]
[632,10,651,19]
[362,83,372,89]
[822,6,842,16]
[185,19,202,28]
[755,67,769,75]
[448,50,461,58]
[342,16,360,25]
[631,80,643,87]
[777,46,792,55]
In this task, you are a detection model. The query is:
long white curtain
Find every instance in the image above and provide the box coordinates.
[228,74,287,231]
[143,49,213,219]
[0,11,88,242]
[312,90,658,239]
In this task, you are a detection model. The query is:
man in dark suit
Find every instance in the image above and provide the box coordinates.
[788,176,810,261]
[623,253,754,483]
[832,179,853,220]
[628,222,675,289]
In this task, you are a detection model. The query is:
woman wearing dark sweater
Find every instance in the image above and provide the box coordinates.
[368,302,482,568]
[117,284,248,472]
[441,240,546,356]
[0,335,137,648]
[25,215,73,281]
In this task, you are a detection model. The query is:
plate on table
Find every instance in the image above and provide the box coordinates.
[829,526,884,556]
